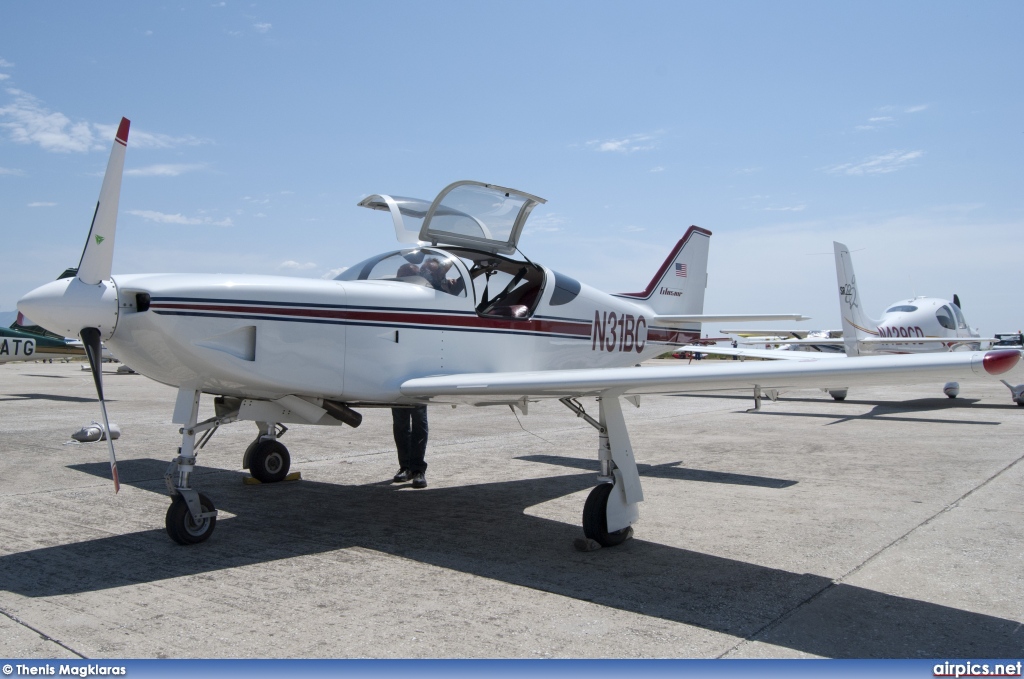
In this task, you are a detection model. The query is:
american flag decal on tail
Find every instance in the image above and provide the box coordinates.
[675,262,687,277]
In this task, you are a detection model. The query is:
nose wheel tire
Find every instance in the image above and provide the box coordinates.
[582,483,632,548]
[165,493,217,545]
[249,439,291,483]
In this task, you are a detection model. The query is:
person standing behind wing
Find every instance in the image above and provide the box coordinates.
[392,405,428,488]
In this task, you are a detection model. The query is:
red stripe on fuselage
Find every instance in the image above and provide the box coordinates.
[150,302,593,337]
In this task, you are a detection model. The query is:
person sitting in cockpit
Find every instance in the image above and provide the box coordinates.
[396,262,420,279]
[422,258,465,296]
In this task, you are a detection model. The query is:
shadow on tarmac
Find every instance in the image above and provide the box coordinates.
[0,392,102,403]
[673,394,1006,426]
[0,458,1020,658]
[517,454,798,489]
[674,392,1019,412]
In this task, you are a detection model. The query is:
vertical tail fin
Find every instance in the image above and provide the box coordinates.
[615,226,710,316]
[833,241,877,356]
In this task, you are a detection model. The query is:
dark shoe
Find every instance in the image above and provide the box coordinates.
[393,468,412,483]
[411,471,427,489]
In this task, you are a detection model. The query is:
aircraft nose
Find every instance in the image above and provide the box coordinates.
[18,277,120,340]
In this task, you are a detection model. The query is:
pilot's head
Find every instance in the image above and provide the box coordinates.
[422,258,450,280]
[396,262,419,278]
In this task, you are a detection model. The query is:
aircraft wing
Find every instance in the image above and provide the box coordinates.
[402,349,1022,403]
[675,345,847,361]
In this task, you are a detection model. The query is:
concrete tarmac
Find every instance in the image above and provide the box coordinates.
[0,359,1021,659]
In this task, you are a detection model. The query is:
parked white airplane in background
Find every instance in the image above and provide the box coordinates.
[681,242,1022,404]
[18,119,1024,548]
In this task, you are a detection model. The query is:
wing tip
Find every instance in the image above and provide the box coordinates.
[983,349,1021,376]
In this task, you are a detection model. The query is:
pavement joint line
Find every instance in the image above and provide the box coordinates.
[0,605,88,659]
[719,448,1024,659]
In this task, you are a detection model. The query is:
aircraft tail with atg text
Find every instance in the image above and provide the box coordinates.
[614,226,710,317]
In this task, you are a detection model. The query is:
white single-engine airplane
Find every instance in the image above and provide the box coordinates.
[18,119,1024,547]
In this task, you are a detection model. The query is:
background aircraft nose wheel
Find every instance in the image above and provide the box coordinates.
[165,493,217,545]
[249,439,291,483]
[582,483,633,547]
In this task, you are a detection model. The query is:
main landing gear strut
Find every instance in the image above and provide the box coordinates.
[561,396,644,548]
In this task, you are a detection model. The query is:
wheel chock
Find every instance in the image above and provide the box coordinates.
[243,471,302,485]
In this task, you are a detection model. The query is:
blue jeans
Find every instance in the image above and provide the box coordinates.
[392,406,428,473]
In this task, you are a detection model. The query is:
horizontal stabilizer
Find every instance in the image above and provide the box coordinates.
[656,314,810,325]
[858,336,1000,345]
[677,345,844,361]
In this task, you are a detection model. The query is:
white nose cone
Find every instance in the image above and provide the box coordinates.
[18,277,119,340]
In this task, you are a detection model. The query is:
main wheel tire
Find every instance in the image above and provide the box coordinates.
[582,483,632,548]
[249,439,290,483]
[165,493,217,545]
[829,390,848,401]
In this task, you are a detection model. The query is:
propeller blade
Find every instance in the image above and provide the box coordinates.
[80,326,120,493]
[77,117,129,286]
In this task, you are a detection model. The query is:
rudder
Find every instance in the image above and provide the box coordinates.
[615,226,710,316]
[834,241,878,356]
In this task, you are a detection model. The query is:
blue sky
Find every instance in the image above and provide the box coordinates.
[1,1,1022,334]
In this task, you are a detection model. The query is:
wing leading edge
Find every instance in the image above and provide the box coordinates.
[401,349,1022,403]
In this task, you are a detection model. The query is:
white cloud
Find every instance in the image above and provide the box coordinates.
[0,59,12,67]
[764,205,807,212]
[522,212,566,235]
[0,166,24,176]
[128,209,233,227]
[27,201,55,207]
[650,166,665,173]
[586,132,660,153]
[825,150,924,176]
[93,122,208,150]
[0,74,9,82]
[125,163,207,177]
[0,90,210,153]
[279,260,316,271]
[624,225,646,232]
[0,90,96,152]
[253,22,272,33]
[905,104,929,113]
[322,267,348,279]
[868,116,894,123]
